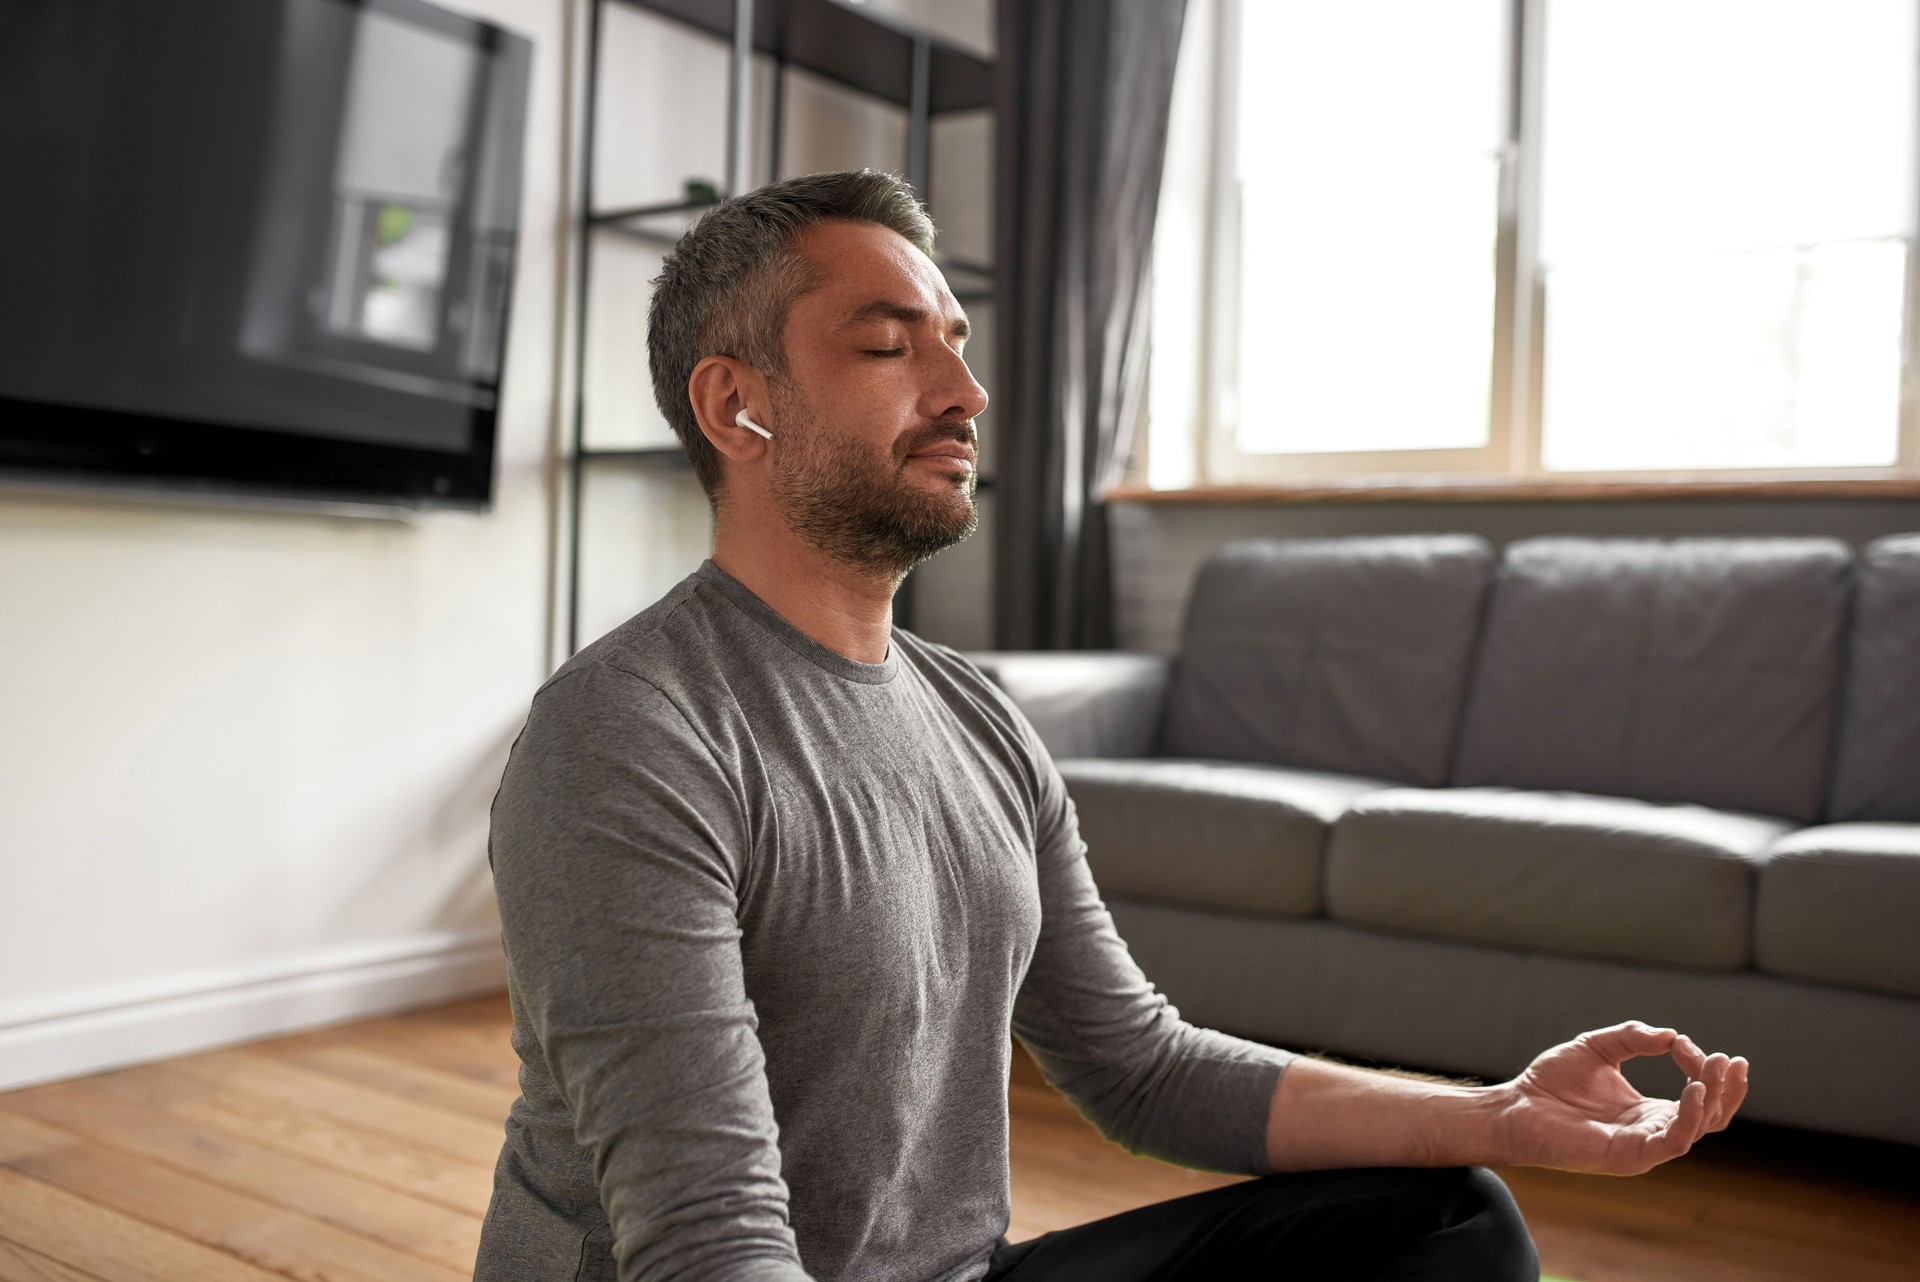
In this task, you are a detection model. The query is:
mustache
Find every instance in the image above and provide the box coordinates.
[896,420,978,457]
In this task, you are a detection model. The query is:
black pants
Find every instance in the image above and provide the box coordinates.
[983,1166,1538,1281]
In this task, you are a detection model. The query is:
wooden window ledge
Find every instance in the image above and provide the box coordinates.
[1104,477,1920,505]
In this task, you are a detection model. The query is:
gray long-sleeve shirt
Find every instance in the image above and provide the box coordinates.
[474,561,1294,1282]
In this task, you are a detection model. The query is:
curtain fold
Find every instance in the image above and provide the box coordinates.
[992,0,1188,650]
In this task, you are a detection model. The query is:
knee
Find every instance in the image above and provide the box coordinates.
[1456,1167,1539,1282]
[1323,1166,1537,1282]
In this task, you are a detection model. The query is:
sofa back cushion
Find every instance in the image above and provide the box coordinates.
[1161,534,1494,786]
[1452,537,1851,821]
[1827,533,1920,821]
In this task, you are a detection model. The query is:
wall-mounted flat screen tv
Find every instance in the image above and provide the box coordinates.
[0,0,532,513]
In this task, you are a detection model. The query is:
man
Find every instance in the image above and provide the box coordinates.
[474,169,1748,1282]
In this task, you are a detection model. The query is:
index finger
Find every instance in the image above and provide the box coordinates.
[1577,1020,1679,1066]
[1668,1032,1709,1078]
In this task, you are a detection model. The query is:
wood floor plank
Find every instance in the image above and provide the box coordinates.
[0,1169,282,1282]
[0,1112,74,1164]
[5,1137,468,1282]
[1527,1214,1920,1282]
[255,1044,517,1123]
[80,1064,494,1214]
[165,1048,505,1165]
[1691,1166,1920,1261]
[0,1083,482,1274]
[392,995,511,1030]
[0,1238,104,1282]
[4,991,1916,1281]
[282,1019,519,1089]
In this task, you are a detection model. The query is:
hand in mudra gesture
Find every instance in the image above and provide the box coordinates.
[1498,1021,1748,1175]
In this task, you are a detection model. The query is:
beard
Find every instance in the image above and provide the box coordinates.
[766,379,979,578]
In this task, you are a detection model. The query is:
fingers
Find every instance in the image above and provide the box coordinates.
[1577,1020,1679,1066]
[1641,1080,1708,1168]
[1708,1056,1749,1132]
[1669,1035,1750,1132]
[1668,1031,1708,1077]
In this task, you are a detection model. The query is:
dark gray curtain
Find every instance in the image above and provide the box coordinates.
[991,0,1188,650]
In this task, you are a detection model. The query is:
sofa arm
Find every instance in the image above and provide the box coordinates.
[962,651,1171,759]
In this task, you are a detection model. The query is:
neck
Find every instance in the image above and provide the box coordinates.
[710,511,900,666]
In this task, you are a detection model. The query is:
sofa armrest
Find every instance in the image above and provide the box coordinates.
[962,651,1171,759]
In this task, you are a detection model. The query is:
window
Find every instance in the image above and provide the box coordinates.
[1145,0,1920,491]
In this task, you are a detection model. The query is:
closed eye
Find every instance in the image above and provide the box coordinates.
[866,348,907,357]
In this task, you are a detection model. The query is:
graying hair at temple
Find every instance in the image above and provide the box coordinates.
[645,169,936,500]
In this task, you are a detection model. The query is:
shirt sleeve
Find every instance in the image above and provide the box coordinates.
[488,661,814,1282]
[1007,709,1295,1177]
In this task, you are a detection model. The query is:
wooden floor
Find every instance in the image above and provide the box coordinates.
[0,994,1915,1281]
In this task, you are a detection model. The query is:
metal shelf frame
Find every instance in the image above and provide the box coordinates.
[566,0,996,653]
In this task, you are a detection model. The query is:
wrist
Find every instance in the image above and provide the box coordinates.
[1421,1080,1519,1168]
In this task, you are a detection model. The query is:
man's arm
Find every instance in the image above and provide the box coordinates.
[489,662,810,1282]
[1000,694,1294,1177]
[1264,1021,1750,1176]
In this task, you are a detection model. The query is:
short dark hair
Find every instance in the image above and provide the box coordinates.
[646,169,937,500]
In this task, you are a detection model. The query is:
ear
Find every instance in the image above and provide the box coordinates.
[689,355,772,463]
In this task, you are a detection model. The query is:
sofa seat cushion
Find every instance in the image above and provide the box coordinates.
[1326,787,1793,970]
[1058,758,1391,917]
[1756,824,1920,998]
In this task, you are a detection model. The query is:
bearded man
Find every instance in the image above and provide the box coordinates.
[473,169,1747,1282]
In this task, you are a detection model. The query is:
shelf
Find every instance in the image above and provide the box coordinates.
[570,0,997,651]
[579,445,690,464]
[613,0,994,113]
[937,254,994,303]
[591,195,724,247]
[588,205,998,295]
[1104,476,1920,505]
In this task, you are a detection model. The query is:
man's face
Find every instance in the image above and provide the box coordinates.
[762,219,988,578]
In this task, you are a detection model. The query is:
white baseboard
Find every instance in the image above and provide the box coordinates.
[0,928,509,1092]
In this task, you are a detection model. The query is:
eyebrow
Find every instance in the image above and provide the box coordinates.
[835,299,971,342]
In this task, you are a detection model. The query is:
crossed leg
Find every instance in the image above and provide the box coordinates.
[985,1165,1538,1282]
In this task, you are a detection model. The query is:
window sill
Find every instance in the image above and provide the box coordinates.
[1104,475,1920,505]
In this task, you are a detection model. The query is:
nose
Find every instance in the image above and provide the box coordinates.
[929,343,989,425]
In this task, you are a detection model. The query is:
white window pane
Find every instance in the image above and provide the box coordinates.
[1236,0,1505,455]
[1543,241,1906,472]
[1541,0,1913,473]
[1542,0,1916,263]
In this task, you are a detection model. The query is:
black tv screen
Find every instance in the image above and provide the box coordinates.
[0,0,532,512]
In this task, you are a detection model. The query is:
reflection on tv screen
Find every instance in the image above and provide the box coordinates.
[0,0,532,509]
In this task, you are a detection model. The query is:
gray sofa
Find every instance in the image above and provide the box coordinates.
[969,533,1920,1145]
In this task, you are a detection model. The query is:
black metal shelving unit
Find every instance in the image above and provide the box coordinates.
[567,0,996,654]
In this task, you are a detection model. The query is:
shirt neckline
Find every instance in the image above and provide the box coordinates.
[694,559,901,686]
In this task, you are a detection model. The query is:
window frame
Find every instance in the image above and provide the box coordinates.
[1154,0,1920,493]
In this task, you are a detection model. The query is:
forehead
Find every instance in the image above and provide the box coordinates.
[790,219,961,325]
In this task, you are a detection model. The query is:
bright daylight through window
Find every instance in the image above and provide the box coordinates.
[1147,0,1920,489]
[1235,0,1504,459]
[1540,1,1912,472]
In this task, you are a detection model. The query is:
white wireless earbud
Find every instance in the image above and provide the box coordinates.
[735,408,773,440]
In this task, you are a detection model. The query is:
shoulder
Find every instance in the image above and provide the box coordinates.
[508,571,751,785]
[532,565,764,737]
[553,568,720,692]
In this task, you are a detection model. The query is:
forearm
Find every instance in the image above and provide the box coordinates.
[1263,1055,1511,1173]
[1264,1022,1748,1177]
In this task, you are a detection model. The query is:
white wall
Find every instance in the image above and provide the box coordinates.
[0,0,995,1090]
